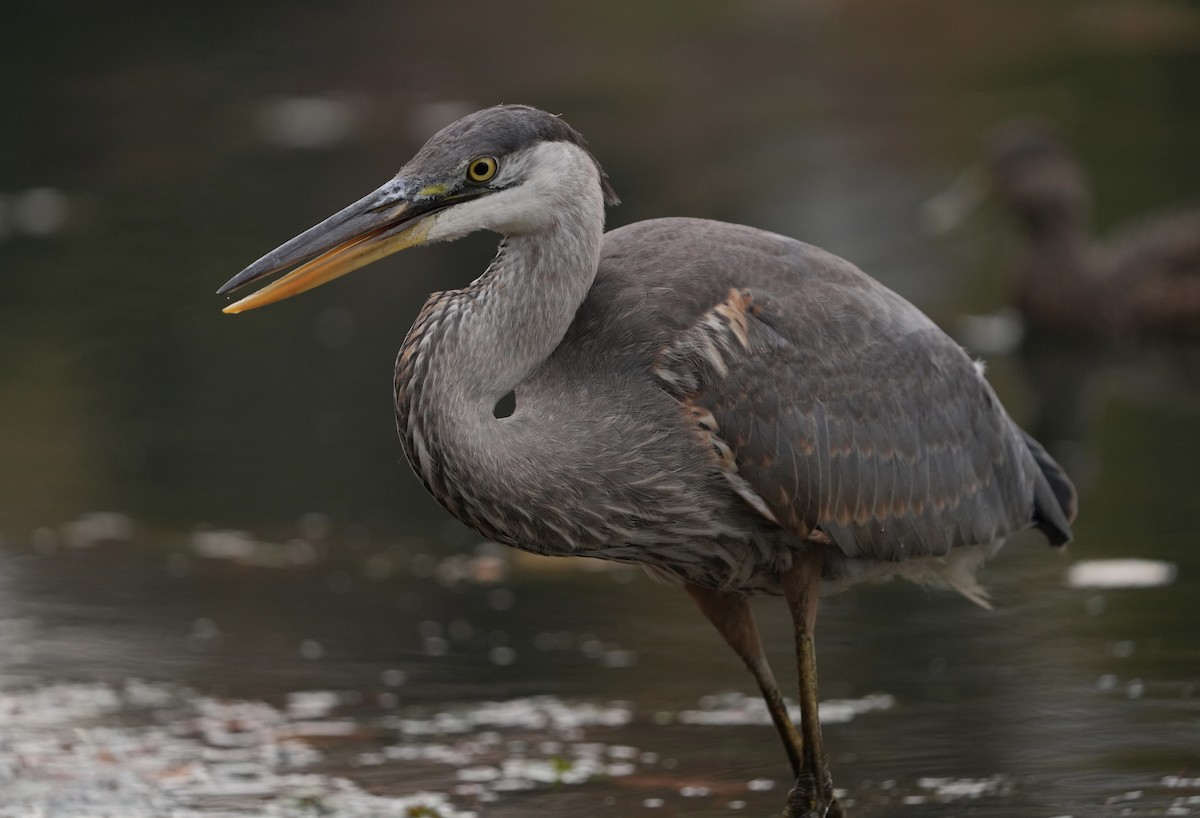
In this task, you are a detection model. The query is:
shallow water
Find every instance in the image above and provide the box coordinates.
[2,531,1197,816]
[3,1,1200,815]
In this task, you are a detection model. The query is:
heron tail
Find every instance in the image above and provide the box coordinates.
[1022,429,1077,546]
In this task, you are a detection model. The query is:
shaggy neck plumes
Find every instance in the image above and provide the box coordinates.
[393,174,605,542]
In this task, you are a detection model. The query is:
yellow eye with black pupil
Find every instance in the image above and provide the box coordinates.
[467,156,498,182]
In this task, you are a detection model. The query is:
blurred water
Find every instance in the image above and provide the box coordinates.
[1,538,1197,816]
[2,1,1199,815]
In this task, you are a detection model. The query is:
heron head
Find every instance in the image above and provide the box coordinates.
[218,105,619,313]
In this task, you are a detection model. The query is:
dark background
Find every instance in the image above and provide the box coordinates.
[4,0,1198,543]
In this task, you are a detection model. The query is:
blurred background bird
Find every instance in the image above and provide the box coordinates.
[925,122,1200,342]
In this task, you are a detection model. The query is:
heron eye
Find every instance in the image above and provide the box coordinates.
[467,156,498,183]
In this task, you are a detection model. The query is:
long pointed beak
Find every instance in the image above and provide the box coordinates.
[218,180,438,314]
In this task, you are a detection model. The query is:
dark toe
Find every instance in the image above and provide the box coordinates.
[783,770,840,817]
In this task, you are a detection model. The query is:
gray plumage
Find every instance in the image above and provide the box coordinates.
[223,104,1078,817]
[390,110,1073,589]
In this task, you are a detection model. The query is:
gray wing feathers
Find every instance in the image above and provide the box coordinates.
[667,283,1043,562]
[1021,429,1076,544]
[593,218,1071,561]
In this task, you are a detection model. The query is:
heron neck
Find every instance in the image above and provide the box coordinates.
[394,215,604,532]
[457,227,602,404]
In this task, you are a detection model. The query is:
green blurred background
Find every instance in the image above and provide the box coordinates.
[3,0,1197,545]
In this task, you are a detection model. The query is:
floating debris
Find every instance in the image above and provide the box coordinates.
[9,677,1180,816]
[188,529,321,568]
[0,682,653,817]
[61,512,134,548]
[0,680,170,726]
[391,696,632,737]
[675,690,894,727]
[1066,559,1178,589]
[916,774,1012,801]
[1164,777,1200,789]
[0,681,365,818]
[286,691,342,720]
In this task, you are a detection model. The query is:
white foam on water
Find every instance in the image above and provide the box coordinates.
[0,682,648,818]
[676,690,894,726]
[1065,559,1178,589]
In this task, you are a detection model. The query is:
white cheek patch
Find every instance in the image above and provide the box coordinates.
[423,142,601,241]
[424,193,530,241]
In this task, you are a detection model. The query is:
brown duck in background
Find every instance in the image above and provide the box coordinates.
[926,123,1200,341]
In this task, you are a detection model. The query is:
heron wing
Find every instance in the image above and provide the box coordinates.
[656,278,1040,562]
[573,218,1070,560]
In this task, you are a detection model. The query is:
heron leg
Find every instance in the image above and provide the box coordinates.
[684,583,804,776]
[781,550,843,818]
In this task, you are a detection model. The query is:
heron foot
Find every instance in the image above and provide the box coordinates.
[782,769,842,818]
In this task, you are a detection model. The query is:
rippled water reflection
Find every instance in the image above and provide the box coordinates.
[2,532,1197,816]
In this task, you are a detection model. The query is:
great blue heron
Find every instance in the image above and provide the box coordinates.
[219,105,1077,818]
[925,122,1200,340]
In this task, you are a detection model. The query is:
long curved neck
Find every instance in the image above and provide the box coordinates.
[394,210,603,538]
